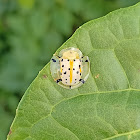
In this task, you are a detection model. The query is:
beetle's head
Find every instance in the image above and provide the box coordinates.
[62,50,79,60]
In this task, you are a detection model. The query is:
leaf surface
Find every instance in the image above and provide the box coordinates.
[8,3,140,140]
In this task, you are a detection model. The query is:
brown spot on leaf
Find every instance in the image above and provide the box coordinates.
[43,75,47,79]
[8,129,12,135]
[95,74,99,79]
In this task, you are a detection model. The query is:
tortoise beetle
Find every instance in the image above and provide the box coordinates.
[50,47,90,89]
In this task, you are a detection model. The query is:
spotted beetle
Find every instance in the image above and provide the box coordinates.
[50,47,90,89]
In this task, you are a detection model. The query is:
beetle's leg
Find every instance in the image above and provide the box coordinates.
[51,55,61,62]
[79,79,85,84]
[81,56,89,63]
[56,79,62,83]
[80,56,90,81]
[50,55,61,81]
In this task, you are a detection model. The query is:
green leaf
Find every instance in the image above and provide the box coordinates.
[8,2,140,140]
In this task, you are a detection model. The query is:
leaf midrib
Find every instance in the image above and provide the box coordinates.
[30,88,139,127]
[29,88,140,140]
[103,128,140,140]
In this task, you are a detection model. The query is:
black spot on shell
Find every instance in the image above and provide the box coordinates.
[64,71,67,74]
[85,60,88,62]
[75,79,77,81]
[77,71,79,74]
[80,73,81,76]
[69,86,72,89]
[62,65,64,67]
[61,59,63,62]
[65,79,67,80]
[74,59,76,61]
[79,65,81,69]
[68,68,70,70]
[73,68,75,70]
[67,59,69,61]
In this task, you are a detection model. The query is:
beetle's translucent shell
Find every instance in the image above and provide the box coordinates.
[50,47,90,89]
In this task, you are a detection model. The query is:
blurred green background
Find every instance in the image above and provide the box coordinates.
[0,0,140,139]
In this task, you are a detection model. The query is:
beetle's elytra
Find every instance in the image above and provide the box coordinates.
[50,47,90,89]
